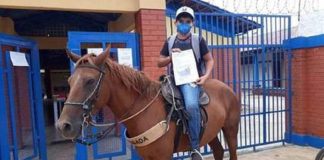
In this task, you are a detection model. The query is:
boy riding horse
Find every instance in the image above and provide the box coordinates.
[157,6,214,160]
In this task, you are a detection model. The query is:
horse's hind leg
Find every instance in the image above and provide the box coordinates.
[222,125,238,160]
[208,136,224,160]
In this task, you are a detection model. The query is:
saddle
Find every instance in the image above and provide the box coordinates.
[159,75,209,151]
[160,75,210,107]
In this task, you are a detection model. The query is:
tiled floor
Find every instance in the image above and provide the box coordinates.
[18,127,320,160]
[205,145,320,160]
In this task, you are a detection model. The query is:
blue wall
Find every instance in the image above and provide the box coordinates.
[286,133,324,148]
[284,34,324,50]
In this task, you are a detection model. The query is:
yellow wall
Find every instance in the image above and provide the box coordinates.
[28,37,67,50]
[0,0,165,13]
[108,13,135,32]
[0,17,15,34]
[139,0,165,10]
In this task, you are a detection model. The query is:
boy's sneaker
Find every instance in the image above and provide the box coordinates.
[190,149,203,160]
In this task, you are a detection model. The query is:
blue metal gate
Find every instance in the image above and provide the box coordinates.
[0,33,47,160]
[166,12,292,158]
[67,31,140,160]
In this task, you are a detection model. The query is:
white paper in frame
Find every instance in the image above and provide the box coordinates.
[172,49,199,85]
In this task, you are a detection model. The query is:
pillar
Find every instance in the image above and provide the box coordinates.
[135,9,167,80]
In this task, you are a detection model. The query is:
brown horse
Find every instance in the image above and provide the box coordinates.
[56,47,241,160]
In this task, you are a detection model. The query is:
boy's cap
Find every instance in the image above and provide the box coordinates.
[176,6,195,20]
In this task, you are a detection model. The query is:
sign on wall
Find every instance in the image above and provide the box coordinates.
[86,48,133,67]
[87,48,103,56]
[9,51,29,66]
[117,48,133,67]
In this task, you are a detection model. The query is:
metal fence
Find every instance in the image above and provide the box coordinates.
[166,12,292,159]
[0,33,47,160]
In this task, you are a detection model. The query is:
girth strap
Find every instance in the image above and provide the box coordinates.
[125,120,169,147]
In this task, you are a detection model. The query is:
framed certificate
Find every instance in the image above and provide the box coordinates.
[172,49,199,85]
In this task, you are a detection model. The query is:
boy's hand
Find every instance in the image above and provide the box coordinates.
[171,48,181,53]
[170,48,181,62]
[196,75,208,85]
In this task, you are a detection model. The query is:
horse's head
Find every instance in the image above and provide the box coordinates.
[56,46,111,139]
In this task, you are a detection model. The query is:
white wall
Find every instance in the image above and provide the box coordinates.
[297,10,324,37]
[240,52,288,89]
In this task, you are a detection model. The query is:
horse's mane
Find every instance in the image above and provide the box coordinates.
[75,54,160,97]
[104,59,160,96]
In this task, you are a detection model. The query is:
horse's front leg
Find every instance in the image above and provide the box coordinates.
[137,145,173,160]
[141,154,173,160]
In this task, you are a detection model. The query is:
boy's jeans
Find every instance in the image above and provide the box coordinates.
[178,83,201,150]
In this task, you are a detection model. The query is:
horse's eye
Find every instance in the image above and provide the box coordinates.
[85,79,96,86]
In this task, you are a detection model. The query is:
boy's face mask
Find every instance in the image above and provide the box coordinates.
[176,18,193,35]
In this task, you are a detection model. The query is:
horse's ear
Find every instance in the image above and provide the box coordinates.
[66,49,81,63]
[102,44,111,56]
[94,44,111,66]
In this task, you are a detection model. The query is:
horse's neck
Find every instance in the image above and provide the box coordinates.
[107,81,165,137]
[107,85,138,119]
[119,94,166,137]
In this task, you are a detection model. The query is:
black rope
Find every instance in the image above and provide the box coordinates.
[73,123,116,146]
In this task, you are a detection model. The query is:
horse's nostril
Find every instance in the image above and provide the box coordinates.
[56,121,79,139]
[62,122,73,133]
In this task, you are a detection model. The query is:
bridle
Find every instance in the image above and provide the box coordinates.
[64,63,161,145]
[64,63,108,145]
[65,64,105,110]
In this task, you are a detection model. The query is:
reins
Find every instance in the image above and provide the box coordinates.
[89,88,161,127]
